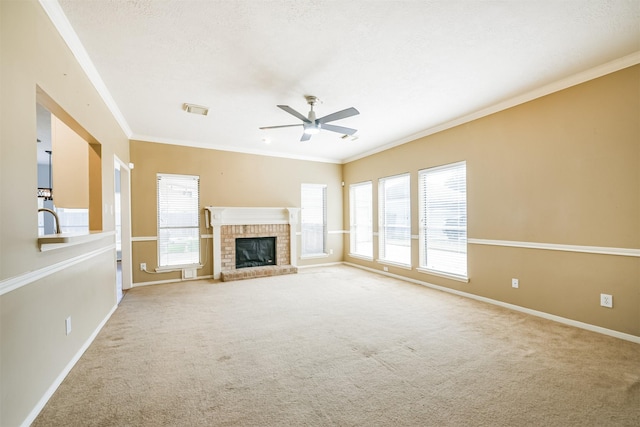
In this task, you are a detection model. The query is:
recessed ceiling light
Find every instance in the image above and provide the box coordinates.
[183,103,209,116]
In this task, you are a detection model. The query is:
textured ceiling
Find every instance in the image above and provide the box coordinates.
[53,0,640,163]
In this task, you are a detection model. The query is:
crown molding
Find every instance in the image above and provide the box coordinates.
[344,51,640,164]
[38,0,133,138]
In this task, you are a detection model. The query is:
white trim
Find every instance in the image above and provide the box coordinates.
[114,155,133,291]
[131,236,157,242]
[348,253,374,262]
[297,230,346,235]
[132,234,214,241]
[38,0,132,138]
[300,253,330,260]
[0,245,114,296]
[344,262,640,344]
[468,238,640,257]
[416,267,469,283]
[157,172,199,181]
[132,275,213,287]
[22,303,118,427]
[297,261,343,270]
[376,259,412,270]
[343,51,640,164]
[206,206,297,226]
[38,231,115,251]
[155,263,203,272]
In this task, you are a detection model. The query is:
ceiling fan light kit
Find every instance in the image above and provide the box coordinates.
[303,123,321,135]
[260,95,359,142]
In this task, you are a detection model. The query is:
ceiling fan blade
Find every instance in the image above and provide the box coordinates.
[300,132,312,142]
[321,124,358,135]
[259,124,302,130]
[278,105,311,123]
[317,107,359,124]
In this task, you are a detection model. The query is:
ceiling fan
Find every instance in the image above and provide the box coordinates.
[260,95,359,141]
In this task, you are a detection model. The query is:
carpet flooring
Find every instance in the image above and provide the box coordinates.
[33,265,640,426]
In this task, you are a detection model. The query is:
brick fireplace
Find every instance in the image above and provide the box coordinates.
[206,207,299,281]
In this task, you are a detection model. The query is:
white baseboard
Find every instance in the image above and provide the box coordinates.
[343,262,640,344]
[22,304,118,427]
[132,275,214,287]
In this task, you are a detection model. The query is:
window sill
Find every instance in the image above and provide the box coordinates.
[348,253,374,262]
[416,267,469,283]
[377,259,412,270]
[155,263,202,272]
[300,253,329,260]
[38,231,114,252]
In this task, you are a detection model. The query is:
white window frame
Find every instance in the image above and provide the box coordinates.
[157,173,200,268]
[349,181,373,260]
[378,173,411,267]
[301,183,327,258]
[418,161,468,281]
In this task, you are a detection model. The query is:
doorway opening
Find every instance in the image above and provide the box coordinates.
[114,157,132,303]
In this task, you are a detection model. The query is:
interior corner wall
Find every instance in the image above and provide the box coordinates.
[0,1,130,425]
[342,65,640,338]
[129,141,344,285]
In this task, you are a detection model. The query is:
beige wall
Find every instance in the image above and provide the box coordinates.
[0,1,129,425]
[51,115,89,209]
[343,65,640,337]
[130,141,344,284]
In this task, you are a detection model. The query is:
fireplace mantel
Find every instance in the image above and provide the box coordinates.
[205,207,299,279]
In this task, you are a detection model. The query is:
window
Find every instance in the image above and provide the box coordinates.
[56,208,89,234]
[301,183,327,257]
[349,181,373,258]
[419,161,467,278]
[378,173,411,265]
[157,174,200,267]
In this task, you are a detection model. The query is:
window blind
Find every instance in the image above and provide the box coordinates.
[157,173,200,267]
[349,181,373,258]
[301,183,327,256]
[419,162,467,278]
[378,173,411,265]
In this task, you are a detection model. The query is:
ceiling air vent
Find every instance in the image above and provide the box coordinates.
[183,103,209,116]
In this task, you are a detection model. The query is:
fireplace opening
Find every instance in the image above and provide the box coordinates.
[235,237,276,269]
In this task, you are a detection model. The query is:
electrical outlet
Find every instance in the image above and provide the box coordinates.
[329,249,334,255]
[512,278,519,288]
[140,262,146,271]
[65,316,72,335]
[600,293,613,308]
[383,266,389,272]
